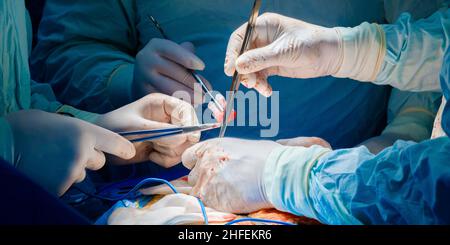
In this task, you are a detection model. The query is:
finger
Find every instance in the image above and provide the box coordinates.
[208,100,223,122]
[158,95,201,144]
[239,73,257,89]
[128,142,154,163]
[59,160,85,196]
[224,13,280,76]
[133,117,187,147]
[86,149,106,170]
[152,144,178,158]
[224,23,247,76]
[150,72,198,99]
[187,148,222,187]
[181,141,210,170]
[180,42,195,53]
[235,41,281,75]
[74,170,87,184]
[253,72,273,97]
[149,151,181,168]
[153,38,205,70]
[154,140,196,158]
[88,124,136,160]
[145,93,199,127]
[157,58,198,91]
[189,151,222,199]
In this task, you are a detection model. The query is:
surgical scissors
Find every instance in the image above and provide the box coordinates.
[118,123,220,143]
[219,0,262,138]
[148,16,224,113]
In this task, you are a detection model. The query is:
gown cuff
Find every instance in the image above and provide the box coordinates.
[263,145,331,219]
[107,63,134,108]
[56,105,99,123]
[334,22,386,82]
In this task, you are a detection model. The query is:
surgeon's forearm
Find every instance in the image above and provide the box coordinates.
[334,9,450,91]
[55,105,100,124]
[310,138,450,224]
[361,112,436,153]
[375,9,450,91]
[360,134,400,154]
[30,80,100,123]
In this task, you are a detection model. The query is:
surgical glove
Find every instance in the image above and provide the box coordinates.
[277,136,332,149]
[96,93,200,167]
[133,38,212,102]
[6,110,135,196]
[108,194,236,225]
[224,13,385,96]
[182,138,281,213]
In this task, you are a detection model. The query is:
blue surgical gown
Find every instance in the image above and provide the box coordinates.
[31,0,444,148]
[0,0,98,165]
[263,42,450,225]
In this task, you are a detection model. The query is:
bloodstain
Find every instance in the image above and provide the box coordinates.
[213,110,237,124]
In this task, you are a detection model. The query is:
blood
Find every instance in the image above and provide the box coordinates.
[209,94,237,124]
[213,110,237,124]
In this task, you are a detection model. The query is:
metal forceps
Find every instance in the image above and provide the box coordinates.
[118,123,220,143]
[219,0,262,138]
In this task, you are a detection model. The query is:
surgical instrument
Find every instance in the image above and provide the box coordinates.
[219,0,262,138]
[118,123,220,143]
[148,16,224,113]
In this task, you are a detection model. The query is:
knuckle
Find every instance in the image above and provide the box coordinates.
[148,38,162,47]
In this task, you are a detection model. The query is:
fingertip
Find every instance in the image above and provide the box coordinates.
[235,56,250,74]
[260,86,273,97]
[190,57,205,71]
[122,140,137,160]
[149,152,180,168]
[224,56,235,76]
[181,142,204,170]
[188,132,201,143]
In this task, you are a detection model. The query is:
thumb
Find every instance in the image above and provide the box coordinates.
[181,141,208,170]
[235,43,280,75]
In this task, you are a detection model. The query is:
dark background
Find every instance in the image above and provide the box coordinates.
[25,0,46,48]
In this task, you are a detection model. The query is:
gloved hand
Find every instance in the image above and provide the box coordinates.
[224,13,385,96]
[6,110,135,196]
[277,136,332,149]
[133,38,212,102]
[108,194,236,225]
[181,138,281,213]
[96,93,200,167]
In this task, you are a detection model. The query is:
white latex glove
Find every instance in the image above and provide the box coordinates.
[96,93,200,167]
[6,110,135,196]
[140,137,331,196]
[181,138,281,214]
[133,38,212,102]
[277,136,332,149]
[108,194,236,225]
[224,13,385,96]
